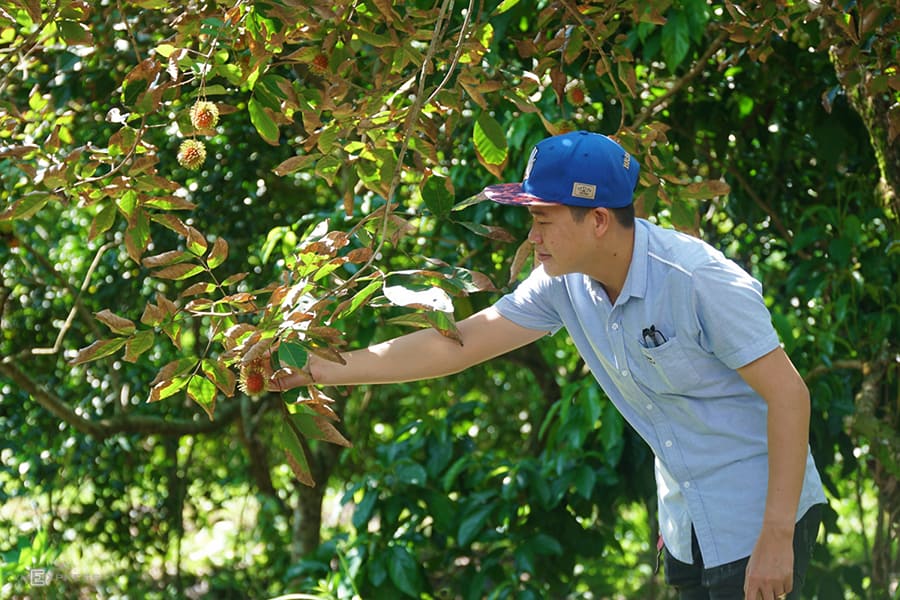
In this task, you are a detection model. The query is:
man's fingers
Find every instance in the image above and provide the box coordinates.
[268,366,298,391]
[268,365,317,391]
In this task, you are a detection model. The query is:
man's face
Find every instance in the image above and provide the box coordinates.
[526,205,596,277]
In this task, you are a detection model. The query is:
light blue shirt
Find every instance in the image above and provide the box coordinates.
[495,218,826,567]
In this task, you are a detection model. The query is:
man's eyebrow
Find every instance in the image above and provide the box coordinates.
[528,208,548,216]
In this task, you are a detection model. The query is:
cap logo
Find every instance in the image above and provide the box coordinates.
[623,153,631,170]
[523,147,538,181]
[572,182,596,200]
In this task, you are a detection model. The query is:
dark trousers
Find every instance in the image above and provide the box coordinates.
[663,504,823,600]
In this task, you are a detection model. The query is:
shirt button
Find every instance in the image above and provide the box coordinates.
[683,482,691,489]
[665,440,673,448]
[611,323,620,330]
[620,369,629,377]
[646,404,653,411]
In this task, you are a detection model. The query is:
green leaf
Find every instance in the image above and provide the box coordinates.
[68,338,128,365]
[273,154,317,176]
[572,464,596,499]
[95,309,136,335]
[473,112,508,177]
[254,73,289,111]
[353,27,393,48]
[457,221,516,242]
[58,20,92,46]
[121,58,158,108]
[394,460,427,486]
[155,43,177,57]
[494,0,522,14]
[386,544,424,598]
[142,196,197,211]
[383,284,454,313]
[116,190,138,218]
[187,374,217,419]
[420,175,455,218]
[152,262,204,280]
[661,10,690,71]
[278,341,308,369]
[201,358,236,396]
[185,227,208,256]
[276,417,315,486]
[1,192,53,221]
[288,409,352,447]
[89,202,117,240]
[352,489,377,530]
[248,97,279,145]
[442,456,468,491]
[206,238,228,269]
[124,329,155,363]
[336,279,382,319]
[458,504,493,546]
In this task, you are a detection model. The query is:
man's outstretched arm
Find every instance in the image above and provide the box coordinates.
[271,306,548,389]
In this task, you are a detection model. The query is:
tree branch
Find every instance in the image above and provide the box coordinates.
[633,29,730,130]
[0,360,242,440]
[803,358,865,382]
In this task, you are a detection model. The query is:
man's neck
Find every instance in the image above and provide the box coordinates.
[590,225,635,304]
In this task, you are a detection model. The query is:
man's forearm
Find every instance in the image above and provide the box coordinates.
[762,380,810,532]
[301,306,546,386]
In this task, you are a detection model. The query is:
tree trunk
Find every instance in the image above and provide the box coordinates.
[822,3,899,215]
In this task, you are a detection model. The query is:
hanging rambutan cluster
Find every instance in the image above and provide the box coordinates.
[176,99,221,171]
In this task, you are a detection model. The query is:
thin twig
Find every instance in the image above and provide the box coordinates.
[0,1,61,96]
[559,0,627,129]
[633,30,729,130]
[30,242,114,357]
[312,0,477,319]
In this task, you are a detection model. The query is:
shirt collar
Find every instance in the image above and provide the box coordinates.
[616,219,649,302]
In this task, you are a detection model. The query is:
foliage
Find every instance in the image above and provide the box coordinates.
[1,0,897,598]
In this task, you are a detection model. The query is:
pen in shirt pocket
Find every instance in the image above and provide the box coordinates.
[642,325,667,348]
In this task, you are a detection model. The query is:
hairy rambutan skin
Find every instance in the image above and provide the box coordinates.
[239,358,272,397]
[177,139,206,170]
[190,100,219,129]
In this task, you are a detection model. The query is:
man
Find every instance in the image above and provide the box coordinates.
[273,130,827,599]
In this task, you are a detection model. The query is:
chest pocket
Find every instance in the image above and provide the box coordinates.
[632,335,704,394]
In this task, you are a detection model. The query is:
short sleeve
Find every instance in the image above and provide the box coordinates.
[691,262,780,369]
[494,266,565,334]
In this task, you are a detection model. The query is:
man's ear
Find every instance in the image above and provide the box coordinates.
[591,207,611,236]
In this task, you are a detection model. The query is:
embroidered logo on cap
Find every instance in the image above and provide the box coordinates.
[523,147,538,181]
[572,182,596,200]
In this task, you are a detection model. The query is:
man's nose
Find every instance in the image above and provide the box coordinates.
[527,227,541,244]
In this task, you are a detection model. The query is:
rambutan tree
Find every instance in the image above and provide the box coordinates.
[1,1,896,597]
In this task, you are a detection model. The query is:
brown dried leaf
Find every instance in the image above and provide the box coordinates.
[509,239,534,286]
[95,309,136,335]
[307,344,346,365]
[284,449,316,487]
[142,249,192,268]
[152,262,204,280]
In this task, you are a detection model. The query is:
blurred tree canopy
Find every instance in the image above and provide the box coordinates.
[1,0,897,598]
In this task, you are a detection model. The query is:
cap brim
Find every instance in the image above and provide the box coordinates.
[482,183,557,206]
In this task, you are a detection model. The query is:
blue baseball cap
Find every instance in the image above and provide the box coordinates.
[482,131,639,208]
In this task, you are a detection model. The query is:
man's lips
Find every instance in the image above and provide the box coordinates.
[535,251,552,261]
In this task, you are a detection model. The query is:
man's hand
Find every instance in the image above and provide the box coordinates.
[744,524,794,600]
[268,364,315,391]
